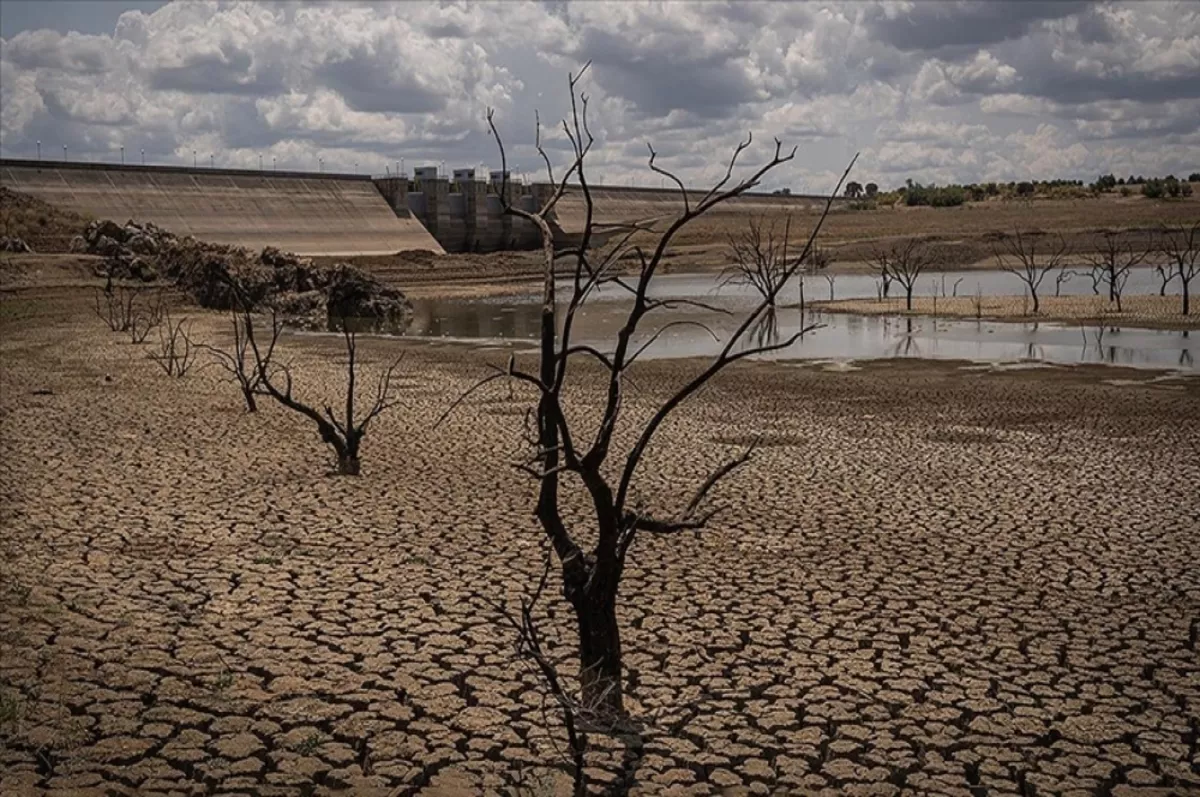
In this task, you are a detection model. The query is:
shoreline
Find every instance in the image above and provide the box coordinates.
[810,294,1200,331]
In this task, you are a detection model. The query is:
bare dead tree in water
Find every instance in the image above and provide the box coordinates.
[243,309,404,475]
[441,64,854,768]
[798,246,831,312]
[724,214,831,344]
[991,229,1070,314]
[870,238,936,310]
[1054,265,1075,297]
[1084,263,1105,296]
[1154,262,1173,296]
[822,254,839,300]
[197,311,262,412]
[1081,231,1150,312]
[1158,221,1200,315]
[723,213,793,306]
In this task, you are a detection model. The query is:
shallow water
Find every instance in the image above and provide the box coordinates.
[402,269,1196,371]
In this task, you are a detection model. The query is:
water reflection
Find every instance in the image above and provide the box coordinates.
[400,270,1197,371]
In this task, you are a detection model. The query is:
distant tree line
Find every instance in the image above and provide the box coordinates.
[828,171,1198,209]
[1093,173,1195,198]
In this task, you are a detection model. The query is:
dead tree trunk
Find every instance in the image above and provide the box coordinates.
[1054,267,1074,297]
[723,214,792,306]
[992,229,1070,316]
[872,239,935,311]
[441,66,855,741]
[243,310,402,476]
[199,311,263,412]
[1082,231,1149,314]
[574,586,623,714]
[1158,222,1200,316]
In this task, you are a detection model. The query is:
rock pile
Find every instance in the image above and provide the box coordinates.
[77,218,411,331]
[80,219,168,281]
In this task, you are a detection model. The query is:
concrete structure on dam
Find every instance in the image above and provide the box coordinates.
[1,158,849,257]
[0,159,444,257]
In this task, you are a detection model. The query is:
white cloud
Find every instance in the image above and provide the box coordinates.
[0,0,1197,190]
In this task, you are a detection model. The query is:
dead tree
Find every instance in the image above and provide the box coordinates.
[151,310,197,377]
[799,246,832,311]
[1154,262,1173,296]
[872,253,893,299]
[444,65,855,739]
[1158,221,1200,315]
[1054,265,1075,297]
[870,238,936,310]
[198,311,263,412]
[94,284,141,332]
[723,214,793,306]
[128,290,164,344]
[1081,231,1149,312]
[991,229,1070,314]
[244,310,403,475]
[495,549,588,797]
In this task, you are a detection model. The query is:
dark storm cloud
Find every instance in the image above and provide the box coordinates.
[574,27,754,119]
[316,52,447,115]
[864,1,1090,54]
[1027,68,1200,105]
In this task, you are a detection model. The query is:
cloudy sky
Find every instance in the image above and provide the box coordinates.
[1,1,1197,192]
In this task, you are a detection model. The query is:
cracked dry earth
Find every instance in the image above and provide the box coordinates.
[2,295,1199,796]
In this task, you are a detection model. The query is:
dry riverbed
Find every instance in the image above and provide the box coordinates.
[2,288,1199,795]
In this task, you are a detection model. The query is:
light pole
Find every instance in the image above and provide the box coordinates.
[401,157,405,177]
[318,157,323,173]
[193,150,197,168]
[440,159,445,178]
[273,156,277,172]
[63,145,67,161]
[121,145,125,164]
[210,154,214,168]
[259,154,263,171]
[141,149,145,165]
[36,141,40,161]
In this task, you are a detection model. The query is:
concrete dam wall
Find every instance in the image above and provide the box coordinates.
[1,158,847,257]
[0,160,444,257]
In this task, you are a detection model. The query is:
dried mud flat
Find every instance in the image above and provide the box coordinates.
[2,292,1199,796]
